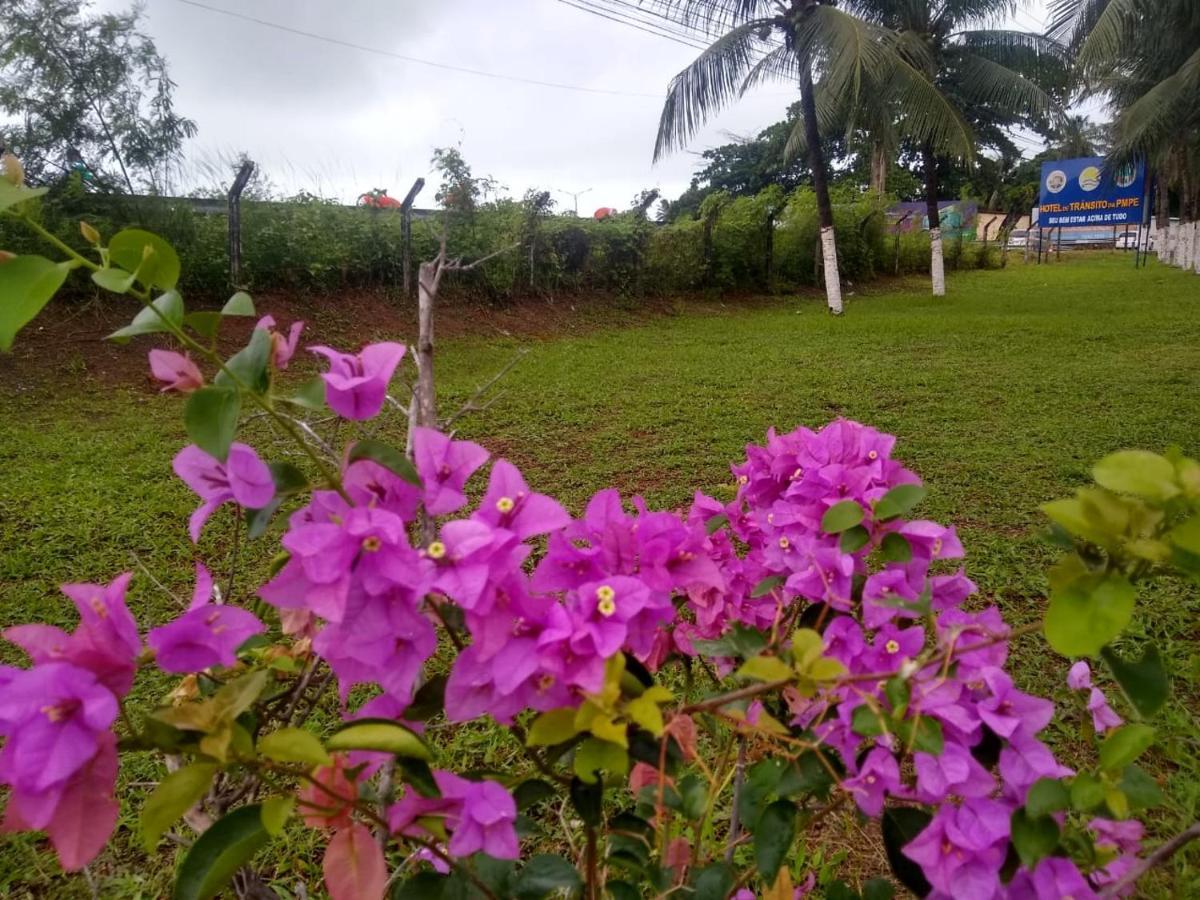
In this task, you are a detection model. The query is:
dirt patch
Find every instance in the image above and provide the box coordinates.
[0,287,811,394]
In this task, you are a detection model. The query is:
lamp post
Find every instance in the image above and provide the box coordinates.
[555,186,592,217]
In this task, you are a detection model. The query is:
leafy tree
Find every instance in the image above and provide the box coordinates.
[0,0,196,193]
[845,0,1066,295]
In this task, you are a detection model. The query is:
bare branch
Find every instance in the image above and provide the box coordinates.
[442,349,528,430]
[442,241,520,273]
[1099,821,1200,897]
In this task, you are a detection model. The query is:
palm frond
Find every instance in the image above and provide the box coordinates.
[1047,0,1112,47]
[639,0,779,37]
[885,53,976,158]
[1075,0,1137,71]
[953,51,1058,121]
[933,0,1018,32]
[1111,45,1200,160]
[739,43,801,95]
[954,29,1071,99]
[652,19,776,161]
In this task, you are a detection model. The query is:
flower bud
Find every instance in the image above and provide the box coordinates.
[1,152,24,187]
[80,221,100,245]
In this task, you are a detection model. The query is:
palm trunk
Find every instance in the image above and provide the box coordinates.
[800,61,842,314]
[1154,180,1167,258]
[870,140,887,197]
[923,144,945,296]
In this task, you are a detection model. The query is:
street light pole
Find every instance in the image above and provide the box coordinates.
[555,186,592,216]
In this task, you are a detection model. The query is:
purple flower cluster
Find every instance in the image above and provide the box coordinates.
[388,769,519,859]
[676,420,1138,898]
[0,575,139,870]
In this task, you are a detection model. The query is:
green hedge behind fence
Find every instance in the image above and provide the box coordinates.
[0,184,999,302]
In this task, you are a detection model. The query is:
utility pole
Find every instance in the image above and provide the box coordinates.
[555,186,592,217]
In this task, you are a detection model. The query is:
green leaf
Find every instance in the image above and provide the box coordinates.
[0,181,47,212]
[141,763,217,852]
[1093,450,1179,501]
[1069,773,1106,812]
[285,375,328,411]
[882,807,932,899]
[185,386,241,462]
[0,255,71,351]
[172,805,270,900]
[874,483,927,521]
[705,514,729,535]
[821,500,864,533]
[861,878,895,900]
[839,524,871,553]
[878,532,913,563]
[1099,724,1156,772]
[678,773,707,821]
[573,738,628,783]
[1044,573,1136,657]
[221,291,256,316]
[109,228,181,290]
[691,863,734,900]
[897,715,943,754]
[107,290,185,342]
[326,719,433,760]
[215,327,271,393]
[1169,516,1200,555]
[348,438,422,486]
[568,776,602,827]
[257,727,330,767]
[392,872,448,899]
[1118,765,1163,812]
[513,779,556,811]
[1010,808,1060,868]
[92,266,138,294]
[1026,778,1070,818]
[1101,643,1169,718]
[260,796,294,836]
[753,799,796,885]
[750,574,786,598]
[737,654,793,683]
[399,758,442,798]
[527,708,582,747]
[185,311,223,342]
[512,854,583,899]
[851,705,888,738]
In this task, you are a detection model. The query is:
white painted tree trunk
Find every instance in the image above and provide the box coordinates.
[819,226,843,314]
[1182,221,1194,270]
[1193,222,1200,274]
[1162,224,1173,264]
[929,227,946,296]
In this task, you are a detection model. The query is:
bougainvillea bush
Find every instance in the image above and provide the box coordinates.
[1,161,1198,899]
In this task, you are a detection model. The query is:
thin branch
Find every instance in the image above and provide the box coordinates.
[1099,821,1200,897]
[441,241,520,273]
[442,349,528,430]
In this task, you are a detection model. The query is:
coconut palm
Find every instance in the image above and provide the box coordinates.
[649,0,970,314]
[1050,0,1200,270]
[843,0,1066,295]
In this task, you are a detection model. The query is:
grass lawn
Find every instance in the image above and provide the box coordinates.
[1,253,1198,896]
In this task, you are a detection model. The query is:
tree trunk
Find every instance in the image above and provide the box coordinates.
[1154,182,1167,258]
[869,140,887,197]
[413,260,438,430]
[923,144,945,296]
[800,62,842,314]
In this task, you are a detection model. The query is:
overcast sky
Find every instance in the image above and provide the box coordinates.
[104,0,1056,211]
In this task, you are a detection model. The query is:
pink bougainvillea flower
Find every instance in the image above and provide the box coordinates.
[977,669,1054,739]
[435,771,520,860]
[1007,856,1099,899]
[914,742,995,802]
[1067,661,1123,732]
[148,349,203,393]
[843,747,902,816]
[57,572,141,696]
[256,315,304,369]
[147,564,264,673]
[1,731,119,872]
[411,427,489,515]
[0,662,118,798]
[309,342,406,420]
[173,443,276,542]
[473,458,570,540]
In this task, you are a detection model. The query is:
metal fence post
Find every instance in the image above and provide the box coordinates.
[401,177,425,298]
[227,160,254,288]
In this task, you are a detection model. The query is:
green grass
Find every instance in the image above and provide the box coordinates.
[1,253,1198,896]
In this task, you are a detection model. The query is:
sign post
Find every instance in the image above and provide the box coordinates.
[1038,158,1147,266]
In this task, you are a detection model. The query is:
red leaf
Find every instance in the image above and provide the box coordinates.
[323,822,387,900]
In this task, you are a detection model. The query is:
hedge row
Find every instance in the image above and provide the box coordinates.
[0,186,1000,301]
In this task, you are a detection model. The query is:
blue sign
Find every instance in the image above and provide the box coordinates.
[1038,157,1146,227]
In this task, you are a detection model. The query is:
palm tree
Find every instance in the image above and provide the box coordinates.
[844,0,1066,295]
[1050,0,1200,271]
[649,0,969,313]
[1048,113,1110,157]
